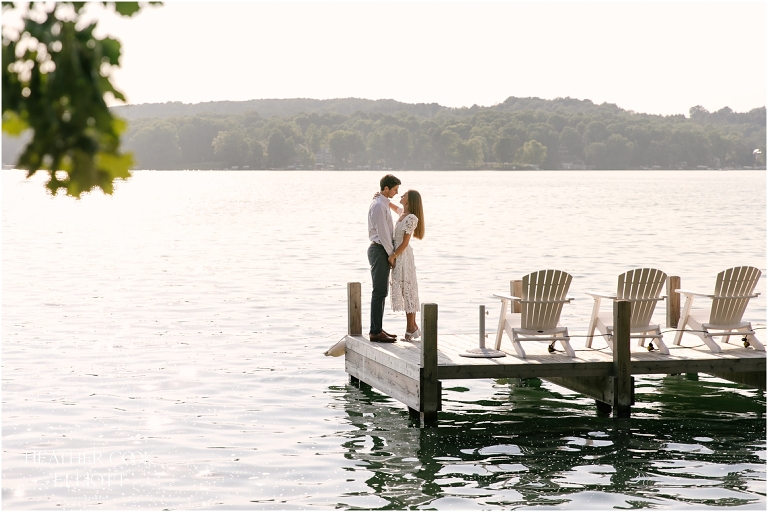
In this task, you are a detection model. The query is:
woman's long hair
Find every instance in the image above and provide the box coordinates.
[407,190,425,240]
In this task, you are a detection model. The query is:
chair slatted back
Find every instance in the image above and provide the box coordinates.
[710,266,761,325]
[520,269,572,331]
[617,268,667,328]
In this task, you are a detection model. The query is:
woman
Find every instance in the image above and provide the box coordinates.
[387,190,425,341]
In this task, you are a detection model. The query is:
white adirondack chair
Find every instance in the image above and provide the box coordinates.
[493,269,575,358]
[673,266,763,353]
[585,268,669,354]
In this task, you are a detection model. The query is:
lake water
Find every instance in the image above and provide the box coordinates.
[2,170,766,509]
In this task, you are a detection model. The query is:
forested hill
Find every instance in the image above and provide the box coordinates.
[111,98,449,120]
[110,96,633,121]
[110,96,765,126]
[3,97,765,171]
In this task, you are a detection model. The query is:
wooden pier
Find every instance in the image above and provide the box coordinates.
[343,281,766,426]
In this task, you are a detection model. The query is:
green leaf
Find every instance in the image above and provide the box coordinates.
[100,37,121,66]
[97,151,133,180]
[2,110,28,135]
[2,1,162,197]
[111,116,127,135]
[112,2,141,17]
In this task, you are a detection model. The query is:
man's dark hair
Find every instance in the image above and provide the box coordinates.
[380,174,401,191]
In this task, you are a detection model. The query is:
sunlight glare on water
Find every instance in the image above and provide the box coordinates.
[2,170,765,509]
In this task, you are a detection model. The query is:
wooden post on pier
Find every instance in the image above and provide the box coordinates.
[510,280,522,313]
[347,282,362,385]
[613,300,632,418]
[419,303,440,426]
[549,300,634,414]
[666,276,681,329]
[347,282,362,336]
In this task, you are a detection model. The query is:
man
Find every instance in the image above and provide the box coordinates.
[367,174,401,342]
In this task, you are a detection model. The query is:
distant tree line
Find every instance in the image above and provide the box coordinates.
[4,97,765,171]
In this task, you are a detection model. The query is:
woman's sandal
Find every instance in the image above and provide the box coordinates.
[404,328,421,341]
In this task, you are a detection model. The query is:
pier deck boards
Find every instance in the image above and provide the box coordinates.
[346,331,766,381]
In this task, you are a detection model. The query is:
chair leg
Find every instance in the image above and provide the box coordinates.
[494,300,508,351]
[700,332,722,353]
[559,328,576,358]
[510,330,526,358]
[586,297,601,348]
[685,317,720,352]
[605,328,615,352]
[674,296,694,346]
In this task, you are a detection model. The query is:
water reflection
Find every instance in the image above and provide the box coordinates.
[332,375,765,508]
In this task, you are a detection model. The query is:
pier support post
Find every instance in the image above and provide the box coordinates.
[510,280,522,313]
[666,276,680,329]
[613,300,632,418]
[420,303,439,426]
[347,282,362,336]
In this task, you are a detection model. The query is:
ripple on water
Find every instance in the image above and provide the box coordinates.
[2,170,765,508]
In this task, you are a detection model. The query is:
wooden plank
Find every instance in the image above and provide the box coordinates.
[347,282,362,336]
[512,280,522,313]
[614,300,632,417]
[438,334,495,358]
[345,336,418,379]
[708,370,766,390]
[440,335,616,371]
[420,303,439,425]
[344,335,421,380]
[666,276,681,329]
[479,305,486,348]
[436,336,473,361]
[345,348,421,410]
[439,334,599,364]
[545,376,614,404]
[438,360,613,380]
[631,355,766,375]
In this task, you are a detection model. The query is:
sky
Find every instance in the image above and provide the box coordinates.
[34,1,768,115]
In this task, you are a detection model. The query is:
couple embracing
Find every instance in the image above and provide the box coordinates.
[367,174,425,343]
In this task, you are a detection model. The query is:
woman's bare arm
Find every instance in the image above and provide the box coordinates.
[373,191,404,215]
[388,233,412,267]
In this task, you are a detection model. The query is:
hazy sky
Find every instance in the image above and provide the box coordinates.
[80,1,767,115]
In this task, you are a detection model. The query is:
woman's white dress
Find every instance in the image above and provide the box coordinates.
[390,214,420,313]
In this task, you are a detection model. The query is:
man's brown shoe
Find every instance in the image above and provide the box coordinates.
[369,332,396,343]
[381,330,398,339]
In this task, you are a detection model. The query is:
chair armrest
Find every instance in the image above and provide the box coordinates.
[585,291,617,299]
[494,293,521,302]
[495,295,573,304]
[676,289,759,300]
[675,289,713,298]
[521,298,574,304]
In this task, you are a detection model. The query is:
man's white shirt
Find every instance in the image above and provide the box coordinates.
[368,194,403,256]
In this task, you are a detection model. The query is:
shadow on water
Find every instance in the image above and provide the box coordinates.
[329,375,766,509]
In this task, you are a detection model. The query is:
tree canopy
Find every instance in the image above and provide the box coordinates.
[60,98,765,171]
[2,1,160,197]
